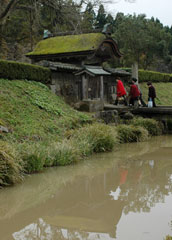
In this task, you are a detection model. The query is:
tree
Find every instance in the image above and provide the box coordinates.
[95,4,107,29]
[0,0,16,23]
[112,13,172,76]
[81,2,96,31]
[0,0,17,58]
[0,0,84,57]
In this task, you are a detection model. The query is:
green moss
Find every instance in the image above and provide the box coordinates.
[27,33,106,56]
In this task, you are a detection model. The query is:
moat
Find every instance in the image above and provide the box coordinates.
[1,135,172,240]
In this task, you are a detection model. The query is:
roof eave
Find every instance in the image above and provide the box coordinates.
[26,50,95,60]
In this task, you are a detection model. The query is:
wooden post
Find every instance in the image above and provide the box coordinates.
[95,77,99,98]
[132,62,139,83]
[82,74,88,100]
[100,76,104,100]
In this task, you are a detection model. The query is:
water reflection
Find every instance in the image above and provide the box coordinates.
[12,218,113,240]
[1,136,172,240]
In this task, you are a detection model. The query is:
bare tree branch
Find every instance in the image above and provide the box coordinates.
[0,0,17,20]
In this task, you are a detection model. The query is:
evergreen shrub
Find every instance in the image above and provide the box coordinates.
[0,60,51,83]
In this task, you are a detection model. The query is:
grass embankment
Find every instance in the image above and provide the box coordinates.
[140,82,172,106]
[0,79,163,187]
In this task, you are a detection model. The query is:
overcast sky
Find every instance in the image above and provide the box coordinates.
[106,0,172,27]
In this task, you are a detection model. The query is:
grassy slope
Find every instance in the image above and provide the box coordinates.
[1,79,171,143]
[0,79,91,143]
[0,78,163,186]
[140,82,172,106]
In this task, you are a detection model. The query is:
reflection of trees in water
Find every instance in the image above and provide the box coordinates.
[117,154,172,214]
[13,218,103,240]
[12,218,58,240]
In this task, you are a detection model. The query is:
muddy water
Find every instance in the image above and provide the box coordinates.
[1,136,172,240]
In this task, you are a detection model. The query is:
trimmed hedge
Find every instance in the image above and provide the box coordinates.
[120,68,172,83]
[139,69,172,83]
[0,60,51,83]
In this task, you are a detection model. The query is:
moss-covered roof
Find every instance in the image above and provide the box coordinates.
[27,33,106,56]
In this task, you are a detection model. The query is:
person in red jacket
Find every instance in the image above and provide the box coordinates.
[129,80,140,107]
[114,78,127,106]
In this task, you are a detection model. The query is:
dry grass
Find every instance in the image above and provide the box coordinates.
[0,141,23,187]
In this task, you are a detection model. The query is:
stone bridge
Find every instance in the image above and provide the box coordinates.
[104,105,172,121]
[102,105,172,130]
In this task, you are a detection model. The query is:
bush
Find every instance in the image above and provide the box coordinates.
[0,60,51,83]
[72,123,117,153]
[116,124,149,143]
[17,140,79,171]
[16,123,117,171]
[0,141,23,186]
[19,143,46,173]
[52,140,80,166]
[130,117,162,136]
[23,154,44,173]
[90,124,117,152]
[72,136,93,157]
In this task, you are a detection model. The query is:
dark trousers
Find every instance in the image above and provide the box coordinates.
[114,95,128,106]
[139,94,147,107]
[129,97,139,107]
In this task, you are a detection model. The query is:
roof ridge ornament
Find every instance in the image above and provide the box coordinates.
[102,23,112,38]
